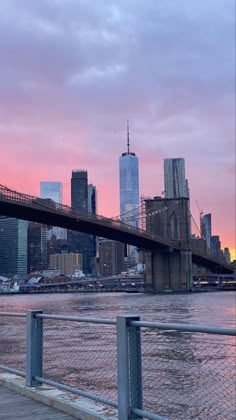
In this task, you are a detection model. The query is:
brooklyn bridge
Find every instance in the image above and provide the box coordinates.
[0,184,233,292]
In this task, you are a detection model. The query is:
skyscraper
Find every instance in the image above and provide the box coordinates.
[71,170,88,212]
[0,217,28,277]
[28,222,48,273]
[70,170,90,273]
[88,184,97,214]
[119,122,139,226]
[119,122,139,266]
[40,182,67,240]
[211,235,221,258]
[88,184,97,274]
[201,213,212,250]
[164,158,189,199]
[40,182,62,204]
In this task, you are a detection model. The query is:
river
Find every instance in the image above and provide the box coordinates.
[0,291,235,419]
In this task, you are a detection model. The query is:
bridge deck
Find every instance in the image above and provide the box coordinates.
[0,385,76,420]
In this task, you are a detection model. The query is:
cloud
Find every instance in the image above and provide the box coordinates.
[0,0,235,252]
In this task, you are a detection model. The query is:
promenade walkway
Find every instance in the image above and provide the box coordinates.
[0,386,76,420]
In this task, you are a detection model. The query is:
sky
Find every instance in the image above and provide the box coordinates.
[0,0,235,258]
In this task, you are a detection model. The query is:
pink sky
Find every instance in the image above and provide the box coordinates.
[0,0,235,258]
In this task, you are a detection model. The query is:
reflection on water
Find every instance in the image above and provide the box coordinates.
[0,291,235,327]
[0,291,235,419]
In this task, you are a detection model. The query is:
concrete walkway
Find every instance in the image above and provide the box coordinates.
[0,386,76,420]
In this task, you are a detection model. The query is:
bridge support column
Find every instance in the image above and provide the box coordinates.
[144,251,153,290]
[145,249,192,292]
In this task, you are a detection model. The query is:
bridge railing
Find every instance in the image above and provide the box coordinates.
[0,184,177,248]
[0,185,233,269]
[0,311,235,419]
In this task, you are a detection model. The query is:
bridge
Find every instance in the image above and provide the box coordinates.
[0,185,233,291]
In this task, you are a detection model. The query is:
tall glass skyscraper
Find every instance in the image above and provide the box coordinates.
[164,158,189,199]
[40,182,62,204]
[201,213,212,250]
[0,217,28,277]
[119,123,139,227]
[119,123,139,266]
[40,182,67,240]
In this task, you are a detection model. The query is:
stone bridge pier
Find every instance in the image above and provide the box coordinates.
[145,248,193,292]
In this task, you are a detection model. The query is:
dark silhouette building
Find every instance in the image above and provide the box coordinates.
[211,235,221,258]
[69,170,90,273]
[88,184,97,274]
[98,239,125,277]
[28,222,48,273]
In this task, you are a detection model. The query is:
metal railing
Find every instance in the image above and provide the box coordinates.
[0,311,235,419]
[0,183,179,249]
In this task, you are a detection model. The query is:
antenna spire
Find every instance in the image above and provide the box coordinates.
[127,120,130,154]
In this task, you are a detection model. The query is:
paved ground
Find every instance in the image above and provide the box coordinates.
[0,386,76,420]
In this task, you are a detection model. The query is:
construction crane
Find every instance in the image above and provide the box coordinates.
[196,200,204,219]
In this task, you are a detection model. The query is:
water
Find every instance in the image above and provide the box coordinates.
[0,291,235,419]
[0,291,235,327]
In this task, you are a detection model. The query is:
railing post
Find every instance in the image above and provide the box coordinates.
[116,315,142,419]
[26,310,43,386]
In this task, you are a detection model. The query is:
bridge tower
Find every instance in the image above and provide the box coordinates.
[144,197,193,291]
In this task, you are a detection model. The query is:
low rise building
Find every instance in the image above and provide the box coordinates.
[49,253,82,275]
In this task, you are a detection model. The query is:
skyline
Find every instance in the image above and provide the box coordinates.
[0,0,235,258]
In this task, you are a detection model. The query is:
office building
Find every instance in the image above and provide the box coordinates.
[164,158,189,199]
[0,217,28,277]
[119,122,139,266]
[223,247,231,263]
[70,170,90,273]
[201,213,212,250]
[210,236,221,258]
[119,123,139,226]
[71,170,88,212]
[88,184,97,274]
[98,239,125,277]
[49,253,82,275]
[40,182,67,240]
[28,222,48,273]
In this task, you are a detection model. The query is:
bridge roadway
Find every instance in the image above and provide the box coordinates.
[0,184,233,274]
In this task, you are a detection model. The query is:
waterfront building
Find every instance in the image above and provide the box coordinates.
[210,235,221,258]
[49,252,82,275]
[119,122,139,266]
[69,170,90,273]
[40,181,67,240]
[164,158,189,199]
[0,216,28,277]
[201,213,212,251]
[98,239,125,277]
[28,222,48,273]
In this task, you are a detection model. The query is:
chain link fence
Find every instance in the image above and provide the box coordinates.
[141,328,236,419]
[0,314,26,374]
[42,319,117,402]
[0,312,235,419]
